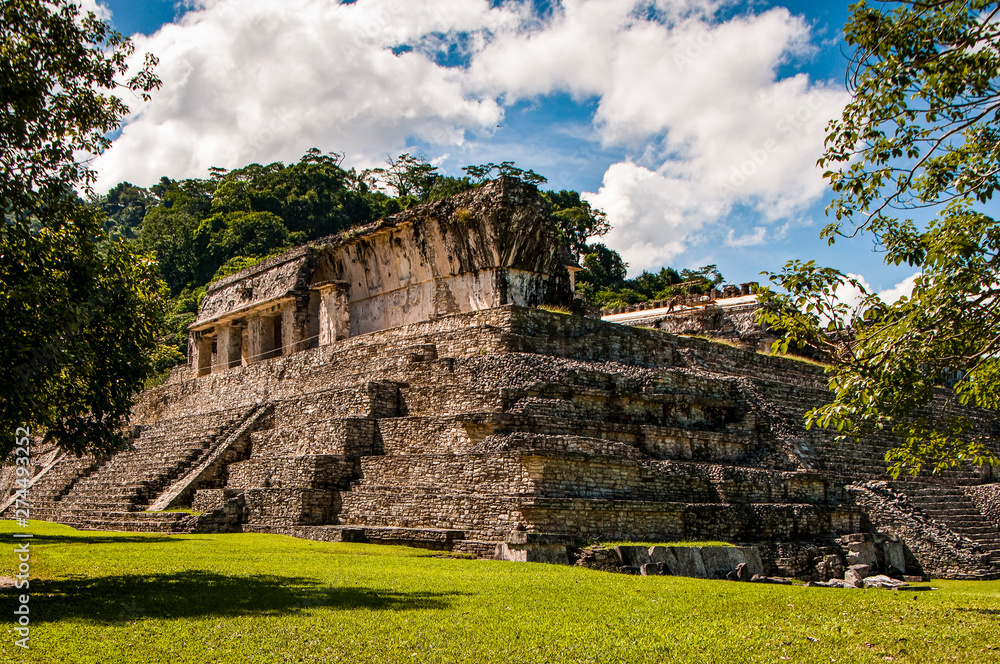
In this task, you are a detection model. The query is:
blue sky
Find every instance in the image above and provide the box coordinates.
[85,0,919,295]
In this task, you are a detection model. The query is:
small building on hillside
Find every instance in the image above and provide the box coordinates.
[186,177,581,377]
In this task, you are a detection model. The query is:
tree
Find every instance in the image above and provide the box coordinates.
[363,153,475,208]
[209,150,385,239]
[1,0,162,458]
[580,244,628,288]
[542,190,611,260]
[366,153,439,201]
[756,0,1000,476]
[94,182,156,241]
[679,265,724,293]
[462,161,548,186]
[193,210,301,284]
[573,243,720,310]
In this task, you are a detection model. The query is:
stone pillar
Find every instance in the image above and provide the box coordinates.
[247,316,275,364]
[281,298,310,356]
[213,323,243,371]
[191,333,213,377]
[189,332,200,371]
[316,281,351,345]
[566,266,582,292]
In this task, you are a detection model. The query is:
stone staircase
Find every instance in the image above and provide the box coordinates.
[8,455,108,522]
[37,408,253,530]
[771,387,989,485]
[816,436,985,485]
[904,485,1000,565]
[190,382,399,529]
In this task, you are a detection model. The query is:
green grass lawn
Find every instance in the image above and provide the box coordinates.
[602,540,735,548]
[2,521,998,663]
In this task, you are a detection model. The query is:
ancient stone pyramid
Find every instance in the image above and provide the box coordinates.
[5,179,999,580]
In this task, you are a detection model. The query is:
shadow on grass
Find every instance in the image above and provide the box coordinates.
[30,570,460,623]
[10,533,192,546]
[954,607,1000,616]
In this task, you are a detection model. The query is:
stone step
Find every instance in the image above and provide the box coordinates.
[957,528,1000,538]
[58,506,166,517]
[911,489,981,498]
[69,502,142,512]
[70,463,203,481]
[241,524,369,542]
[955,539,1000,550]
[25,508,61,519]
[924,512,993,522]
[933,523,997,535]
[452,539,501,558]
[134,433,220,445]
[918,501,977,509]
[362,526,467,547]
[60,519,194,533]
[249,418,376,457]
[898,487,1000,560]
[133,408,245,430]
[939,570,1000,581]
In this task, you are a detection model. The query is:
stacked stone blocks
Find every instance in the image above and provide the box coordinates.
[2,177,997,581]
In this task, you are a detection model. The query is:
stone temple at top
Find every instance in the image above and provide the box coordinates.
[3,177,999,582]
[187,176,579,375]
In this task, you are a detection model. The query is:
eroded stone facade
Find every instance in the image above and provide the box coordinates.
[186,177,578,377]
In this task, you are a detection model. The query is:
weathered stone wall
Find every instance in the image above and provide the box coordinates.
[227,456,357,491]
[377,416,489,455]
[313,177,574,335]
[242,488,338,527]
[472,432,643,458]
[355,455,534,496]
[250,419,377,457]
[14,304,999,579]
[338,492,523,540]
[192,489,229,514]
[188,178,575,372]
[195,247,313,327]
[965,484,1000,529]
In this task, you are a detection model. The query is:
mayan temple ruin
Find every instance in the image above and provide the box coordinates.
[4,177,1000,581]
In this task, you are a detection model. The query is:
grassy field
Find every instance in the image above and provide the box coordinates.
[1,522,998,664]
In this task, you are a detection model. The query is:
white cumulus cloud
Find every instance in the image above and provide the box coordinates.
[561,4,848,272]
[834,272,920,318]
[77,0,112,21]
[878,272,920,304]
[92,0,848,273]
[833,273,874,312]
[93,0,514,190]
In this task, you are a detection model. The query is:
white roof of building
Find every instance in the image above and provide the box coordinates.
[601,294,758,323]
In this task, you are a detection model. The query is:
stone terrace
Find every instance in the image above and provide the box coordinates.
[5,306,999,579]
